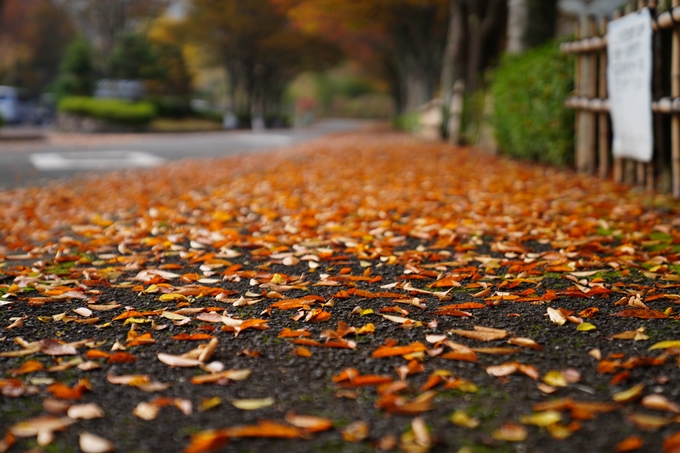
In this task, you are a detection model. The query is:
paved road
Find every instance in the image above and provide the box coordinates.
[0,119,366,189]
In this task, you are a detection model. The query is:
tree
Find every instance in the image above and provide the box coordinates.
[51,0,171,65]
[186,0,340,119]
[51,37,96,97]
[506,0,557,54]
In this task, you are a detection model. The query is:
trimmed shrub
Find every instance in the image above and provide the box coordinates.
[58,97,157,125]
[492,41,574,167]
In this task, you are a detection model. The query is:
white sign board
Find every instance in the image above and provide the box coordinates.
[607,8,653,162]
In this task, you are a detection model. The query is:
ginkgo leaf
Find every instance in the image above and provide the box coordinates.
[230,397,275,410]
[576,322,596,331]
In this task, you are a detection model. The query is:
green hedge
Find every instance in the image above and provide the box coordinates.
[492,41,574,167]
[58,97,157,125]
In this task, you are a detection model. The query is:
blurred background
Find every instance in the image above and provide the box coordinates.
[0,0,638,140]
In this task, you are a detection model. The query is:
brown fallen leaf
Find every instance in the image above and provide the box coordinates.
[285,413,334,433]
[611,309,668,319]
[9,416,75,446]
[507,337,543,350]
[642,394,680,413]
[342,421,369,443]
[492,422,527,442]
[448,325,507,341]
[39,339,77,356]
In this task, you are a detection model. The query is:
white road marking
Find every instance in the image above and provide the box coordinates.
[30,150,167,171]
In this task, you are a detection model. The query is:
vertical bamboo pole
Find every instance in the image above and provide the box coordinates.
[637,0,650,188]
[599,17,611,179]
[623,1,637,185]
[650,0,661,192]
[587,17,598,174]
[575,20,584,172]
[673,0,680,196]
[577,15,594,173]
[613,9,624,183]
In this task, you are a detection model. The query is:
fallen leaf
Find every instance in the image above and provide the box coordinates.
[547,307,566,326]
[613,383,645,404]
[79,432,115,453]
[67,403,104,420]
[342,421,369,442]
[615,436,644,452]
[449,325,507,341]
[230,397,275,410]
[285,413,334,433]
[492,422,527,442]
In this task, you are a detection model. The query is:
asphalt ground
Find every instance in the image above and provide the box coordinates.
[1,132,680,453]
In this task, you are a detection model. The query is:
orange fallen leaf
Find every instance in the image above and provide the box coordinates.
[278,328,311,338]
[9,360,44,376]
[172,333,215,341]
[615,436,644,452]
[183,430,230,453]
[223,420,302,438]
[612,309,668,319]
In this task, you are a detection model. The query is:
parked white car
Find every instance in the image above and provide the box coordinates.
[0,86,19,124]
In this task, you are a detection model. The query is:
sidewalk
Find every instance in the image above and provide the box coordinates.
[1,132,680,453]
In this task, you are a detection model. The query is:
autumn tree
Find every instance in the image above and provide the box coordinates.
[185,0,340,120]
[50,0,171,65]
[0,0,74,94]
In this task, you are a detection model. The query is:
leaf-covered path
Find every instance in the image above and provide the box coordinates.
[2,132,680,453]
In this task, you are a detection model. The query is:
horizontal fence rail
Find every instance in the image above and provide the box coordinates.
[561,0,680,196]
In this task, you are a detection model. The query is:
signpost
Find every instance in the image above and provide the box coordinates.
[607,8,653,163]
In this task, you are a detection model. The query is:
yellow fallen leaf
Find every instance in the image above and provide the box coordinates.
[230,397,275,410]
[542,370,567,387]
[576,322,596,331]
[450,410,480,428]
[649,340,680,351]
[198,396,222,412]
[613,383,645,404]
[159,293,187,302]
[519,410,562,427]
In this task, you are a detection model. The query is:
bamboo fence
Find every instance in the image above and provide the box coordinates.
[561,0,680,196]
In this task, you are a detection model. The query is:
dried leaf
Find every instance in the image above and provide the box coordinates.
[230,397,275,410]
[79,432,115,453]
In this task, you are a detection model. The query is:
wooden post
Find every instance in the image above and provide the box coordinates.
[650,0,660,192]
[587,16,598,174]
[673,0,680,196]
[599,17,610,179]
[577,15,596,173]
[575,20,584,173]
[613,9,624,184]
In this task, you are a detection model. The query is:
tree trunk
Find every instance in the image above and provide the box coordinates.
[465,0,503,92]
[440,0,463,102]
[506,0,528,54]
